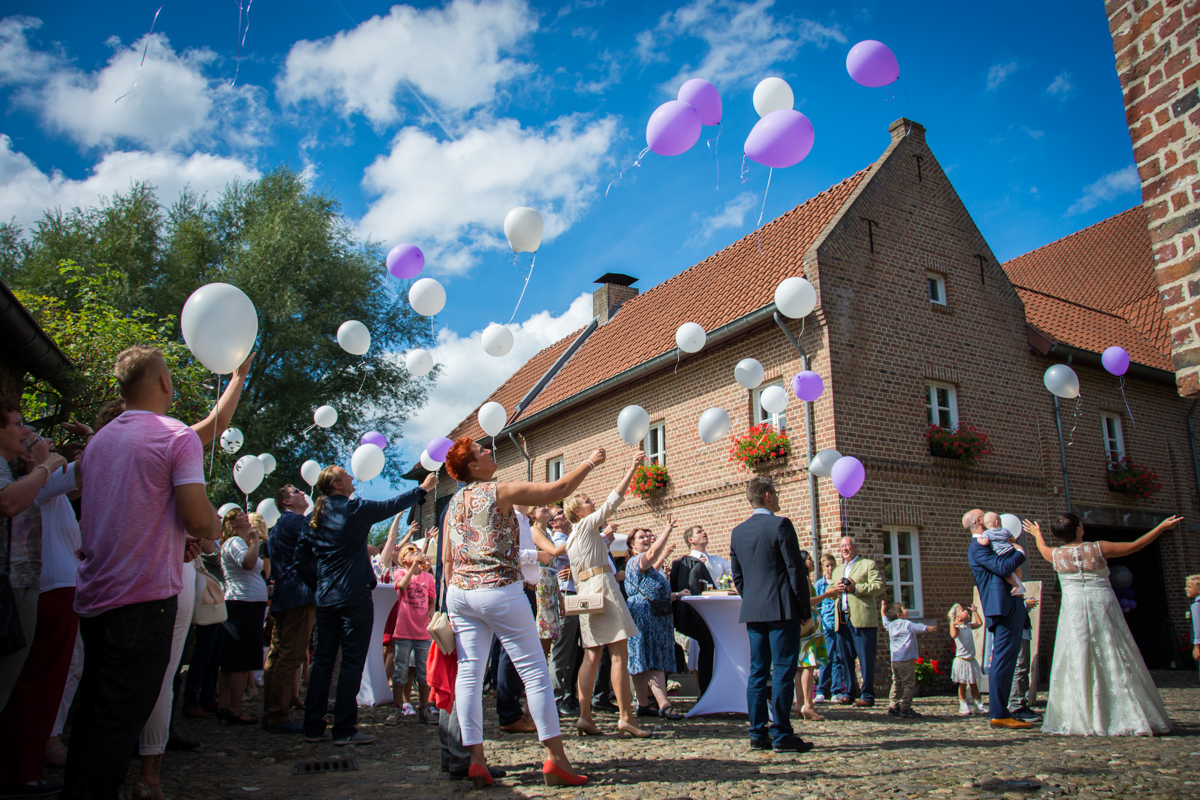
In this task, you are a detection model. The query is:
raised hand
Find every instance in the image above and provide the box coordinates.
[1158,515,1184,531]
[61,418,93,437]
[233,352,256,381]
[588,448,607,468]
[631,449,646,468]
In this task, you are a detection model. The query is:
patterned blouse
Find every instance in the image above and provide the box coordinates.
[445,481,521,591]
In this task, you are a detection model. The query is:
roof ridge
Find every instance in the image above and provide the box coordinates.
[1012,284,1128,319]
[1000,205,1145,267]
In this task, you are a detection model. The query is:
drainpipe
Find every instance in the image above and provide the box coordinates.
[509,432,532,482]
[773,311,819,561]
[1052,395,1072,512]
[1186,400,1200,505]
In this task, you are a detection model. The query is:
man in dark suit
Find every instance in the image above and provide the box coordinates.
[670,551,714,692]
[730,477,813,753]
[963,508,1033,730]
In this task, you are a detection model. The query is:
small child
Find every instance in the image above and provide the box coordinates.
[977,512,1025,596]
[948,603,986,715]
[881,600,938,718]
[1186,574,1200,685]
[385,543,437,725]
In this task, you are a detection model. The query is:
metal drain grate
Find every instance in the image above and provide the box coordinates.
[293,757,358,775]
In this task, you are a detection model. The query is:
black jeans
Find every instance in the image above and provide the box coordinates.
[183,621,222,707]
[304,595,373,739]
[62,597,177,800]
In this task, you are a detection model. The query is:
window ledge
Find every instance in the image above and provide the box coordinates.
[929,302,952,314]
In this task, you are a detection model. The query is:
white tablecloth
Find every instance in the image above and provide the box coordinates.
[356,584,399,707]
[681,595,749,717]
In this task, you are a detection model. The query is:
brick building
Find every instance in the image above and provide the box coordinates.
[422,119,1200,681]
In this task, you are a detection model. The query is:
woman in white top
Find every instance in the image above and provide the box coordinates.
[218,507,268,724]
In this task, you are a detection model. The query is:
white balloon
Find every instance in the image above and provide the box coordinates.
[761,385,788,414]
[1043,364,1080,399]
[219,427,244,454]
[478,401,507,437]
[256,498,280,528]
[303,494,314,515]
[617,405,650,447]
[217,502,240,518]
[337,320,371,355]
[420,449,443,472]
[1000,514,1022,540]
[234,454,265,494]
[481,323,514,358]
[300,459,322,487]
[181,283,259,374]
[351,443,385,482]
[775,277,816,319]
[697,407,731,444]
[808,448,842,478]
[753,77,794,117]
[675,322,706,354]
[405,348,434,377]
[735,358,765,389]
[257,453,276,475]
[503,207,545,253]
[314,405,338,428]
[409,278,447,316]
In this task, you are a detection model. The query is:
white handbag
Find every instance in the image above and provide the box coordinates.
[193,562,227,626]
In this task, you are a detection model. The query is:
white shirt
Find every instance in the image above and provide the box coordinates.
[690,549,731,585]
[517,514,540,584]
[38,463,82,592]
[841,556,859,612]
[752,507,774,516]
[221,537,268,602]
[551,530,574,592]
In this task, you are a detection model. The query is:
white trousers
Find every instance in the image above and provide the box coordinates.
[139,563,196,755]
[447,582,560,746]
[52,630,84,737]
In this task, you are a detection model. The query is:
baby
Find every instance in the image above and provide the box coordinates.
[976,512,1025,596]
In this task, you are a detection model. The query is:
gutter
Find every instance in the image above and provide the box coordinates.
[0,280,74,395]
[1045,341,1175,386]
[773,311,820,561]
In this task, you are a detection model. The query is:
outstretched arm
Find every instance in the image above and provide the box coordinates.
[638,514,675,572]
[1100,515,1183,559]
[191,353,254,446]
[497,448,608,510]
[1022,520,1056,565]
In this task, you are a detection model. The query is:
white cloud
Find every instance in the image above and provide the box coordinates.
[277,0,536,127]
[1046,71,1072,96]
[987,60,1018,91]
[689,191,755,244]
[1065,165,1140,217]
[1022,126,1044,140]
[638,0,845,90]
[400,292,594,448]
[0,17,59,86]
[358,114,617,273]
[0,135,260,229]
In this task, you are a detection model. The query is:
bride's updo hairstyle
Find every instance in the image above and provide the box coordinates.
[444,437,476,482]
[1049,512,1081,544]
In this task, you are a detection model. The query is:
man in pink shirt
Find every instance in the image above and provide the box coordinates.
[63,346,220,800]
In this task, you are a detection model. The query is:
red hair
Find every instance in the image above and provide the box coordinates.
[444,437,476,482]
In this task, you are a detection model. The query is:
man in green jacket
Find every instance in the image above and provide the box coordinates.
[829,536,885,707]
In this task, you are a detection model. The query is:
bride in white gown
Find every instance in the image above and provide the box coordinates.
[1024,512,1181,736]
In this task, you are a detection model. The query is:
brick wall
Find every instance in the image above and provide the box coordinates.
[1107,0,1200,395]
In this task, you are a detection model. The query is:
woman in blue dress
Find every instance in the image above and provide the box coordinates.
[625,521,689,721]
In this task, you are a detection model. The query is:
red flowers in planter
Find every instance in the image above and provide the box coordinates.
[728,423,791,470]
[925,423,994,467]
[1105,456,1161,500]
[626,463,669,500]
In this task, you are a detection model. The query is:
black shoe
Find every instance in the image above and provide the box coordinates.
[658,705,684,721]
[0,780,64,797]
[887,706,900,716]
[772,735,814,753]
[591,699,620,714]
[165,732,200,751]
[556,701,580,717]
[898,708,922,718]
[1010,706,1043,723]
[636,705,659,718]
[749,738,772,751]
[449,766,506,781]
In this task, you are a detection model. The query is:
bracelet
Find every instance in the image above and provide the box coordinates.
[32,464,51,480]
[582,460,596,470]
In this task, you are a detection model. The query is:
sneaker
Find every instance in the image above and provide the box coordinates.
[974,701,987,714]
[887,706,900,716]
[401,702,416,716]
[385,708,402,726]
[304,731,332,742]
[813,694,826,704]
[425,703,439,717]
[1010,705,1043,723]
[333,732,377,746]
[898,708,922,718]
[958,701,971,716]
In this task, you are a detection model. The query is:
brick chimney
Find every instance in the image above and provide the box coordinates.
[889,117,926,144]
[593,273,638,324]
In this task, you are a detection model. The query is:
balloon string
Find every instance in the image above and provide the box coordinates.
[706,123,722,190]
[755,167,773,256]
[1119,376,1137,428]
[115,5,164,102]
[355,362,368,396]
[207,374,222,479]
[1067,395,1081,447]
[605,147,652,197]
[673,349,680,375]
[301,422,316,439]
[740,154,750,184]
[245,493,250,513]
[230,0,254,87]
[508,254,534,324]
[840,496,847,534]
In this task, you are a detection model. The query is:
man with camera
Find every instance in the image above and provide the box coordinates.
[829,536,885,707]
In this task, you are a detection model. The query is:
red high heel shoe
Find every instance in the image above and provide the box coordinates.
[467,764,494,789]
[542,759,588,787]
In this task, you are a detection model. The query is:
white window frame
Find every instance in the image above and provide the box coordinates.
[547,457,563,482]
[753,380,788,432]
[643,422,666,465]
[927,271,947,306]
[881,527,924,618]
[925,381,958,429]
[1101,413,1125,464]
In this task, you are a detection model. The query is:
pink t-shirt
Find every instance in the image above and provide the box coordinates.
[75,411,206,617]
[392,570,435,640]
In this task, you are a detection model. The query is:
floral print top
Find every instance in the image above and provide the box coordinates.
[446,481,521,591]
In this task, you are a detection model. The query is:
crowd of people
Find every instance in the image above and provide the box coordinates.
[0,345,1195,798]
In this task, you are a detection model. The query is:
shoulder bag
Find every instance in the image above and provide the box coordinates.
[192,560,227,626]
[628,564,672,617]
[427,565,456,655]
[0,516,27,657]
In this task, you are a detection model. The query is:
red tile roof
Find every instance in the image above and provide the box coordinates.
[1000,207,1172,372]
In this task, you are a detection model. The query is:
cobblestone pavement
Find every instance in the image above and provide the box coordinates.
[87,671,1200,800]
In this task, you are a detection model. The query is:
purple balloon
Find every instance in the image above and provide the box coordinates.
[677,78,722,126]
[427,436,454,463]
[646,100,702,157]
[387,243,424,280]
[744,109,814,169]
[830,455,865,499]
[846,40,899,88]
[791,370,825,402]
[1102,346,1130,377]
[360,431,388,449]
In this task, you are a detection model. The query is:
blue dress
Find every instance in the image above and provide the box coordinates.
[625,554,676,675]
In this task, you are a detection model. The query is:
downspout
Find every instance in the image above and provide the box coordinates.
[1052,395,1072,512]
[509,432,532,482]
[1186,400,1200,505]
[773,310,819,561]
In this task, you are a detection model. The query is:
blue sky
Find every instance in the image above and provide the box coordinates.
[0,0,1142,495]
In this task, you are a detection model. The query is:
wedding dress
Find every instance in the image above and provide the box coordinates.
[1042,541,1171,736]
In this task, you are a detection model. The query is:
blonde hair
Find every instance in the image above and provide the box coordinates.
[563,493,587,524]
[220,507,244,544]
[248,512,269,539]
[1187,574,1200,590]
[820,552,836,567]
[309,466,341,530]
[113,346,165,395]
[947,603,964,631]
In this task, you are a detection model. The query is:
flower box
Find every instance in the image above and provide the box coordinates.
[728,423,791,470]
[925,423,993,467]
[1105,457,1161,500]
[626,463,668,500]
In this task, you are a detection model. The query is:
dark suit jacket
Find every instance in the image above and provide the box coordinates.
[730,512,811,625]
[968,539,1027,621]
[670,555,711,638]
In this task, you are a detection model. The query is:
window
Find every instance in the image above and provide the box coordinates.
[753,381,787,431]
[1101,413,1125,464]
[927,271,947,305]
[925,381,958,428]
[643,422,666,465]
[882,528,924,617]
[547,457,563,482]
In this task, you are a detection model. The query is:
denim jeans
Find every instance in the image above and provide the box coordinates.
[62,597,177,800]
[183,621,222,707]
[834,623,877,701]
[304,595,374,739]
[746,619,800,746]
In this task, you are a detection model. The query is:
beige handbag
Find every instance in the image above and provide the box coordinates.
[563,593,606,616]
[192,563,227,626]
[427,610,455,655]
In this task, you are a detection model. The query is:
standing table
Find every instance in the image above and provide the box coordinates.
[356,584,399,707]
[681,595,749,717]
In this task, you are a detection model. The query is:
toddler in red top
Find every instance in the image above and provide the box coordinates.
[386,544,436,724]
